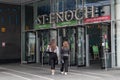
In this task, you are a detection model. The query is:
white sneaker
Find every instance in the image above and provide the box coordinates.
[61,72,64,74]
[52,72,54,75]
[51,70,55,75]
[64,72,67,75]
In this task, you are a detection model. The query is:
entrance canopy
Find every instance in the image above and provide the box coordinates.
[0,0,40,4]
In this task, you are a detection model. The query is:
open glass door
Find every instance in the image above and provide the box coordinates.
[101,23,111,69]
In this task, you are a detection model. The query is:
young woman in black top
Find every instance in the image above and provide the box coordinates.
[60,41,69,75]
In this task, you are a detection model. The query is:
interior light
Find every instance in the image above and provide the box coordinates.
[1,27,6,32]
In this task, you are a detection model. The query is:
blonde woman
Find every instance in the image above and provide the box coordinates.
[60,41,70,75]
[47,39,59,75]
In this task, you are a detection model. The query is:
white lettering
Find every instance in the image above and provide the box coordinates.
[42,15,47,24]
[65,10,74,21]
[56,12,64,23]
[75,8,83,20]
[36,6,98,25]
[49,13,55,23]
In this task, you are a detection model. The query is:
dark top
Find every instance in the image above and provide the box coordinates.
[61,47,69,57]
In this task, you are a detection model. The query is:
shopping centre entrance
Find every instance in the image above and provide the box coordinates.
[86,23,111,69]
[57,22,111,69]
[25,23,111,69]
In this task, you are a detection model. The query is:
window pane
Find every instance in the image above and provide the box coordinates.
[86,0,110,3]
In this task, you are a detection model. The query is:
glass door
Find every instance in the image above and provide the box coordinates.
[66,28,76,65]
[58,28,76,65]
[25,32,36,63]
[101,23,111,68]
[37,30,50,65]
[77,27,85,66]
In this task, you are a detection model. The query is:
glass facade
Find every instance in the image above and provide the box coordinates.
[37,1,50,15]
[27,0,111,30]
[21,0,117,68]
[25,5,33,30]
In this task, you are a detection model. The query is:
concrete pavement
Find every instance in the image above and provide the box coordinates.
[0,63,120,80]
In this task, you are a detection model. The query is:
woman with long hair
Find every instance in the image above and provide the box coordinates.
[47,39,59,75]
[60,41,70,75]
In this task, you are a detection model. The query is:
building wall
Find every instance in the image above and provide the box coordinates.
[116,0,120,67]
[0,3,21,62]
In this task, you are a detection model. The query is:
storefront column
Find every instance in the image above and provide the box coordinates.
[33,2,39,63]
[116,0,120,67]
[50,0,57,41]
[21,5,26,63]
[33,2,38,27]
[50,30,57,41]
[110,0,116,68]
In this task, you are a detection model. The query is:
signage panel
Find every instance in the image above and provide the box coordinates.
[84,15,111,23]
[56,20,77,27]
[34,24,51,30]
[34,5,111,29]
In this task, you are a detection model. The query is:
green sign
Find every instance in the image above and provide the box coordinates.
[34,24,51,30]
[34,20,77,29]
[56,20,77,27]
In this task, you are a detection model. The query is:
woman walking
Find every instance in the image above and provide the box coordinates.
[47,39,59,75]
[60,41,70,75]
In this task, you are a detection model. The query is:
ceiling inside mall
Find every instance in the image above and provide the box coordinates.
[0,0,41,4]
